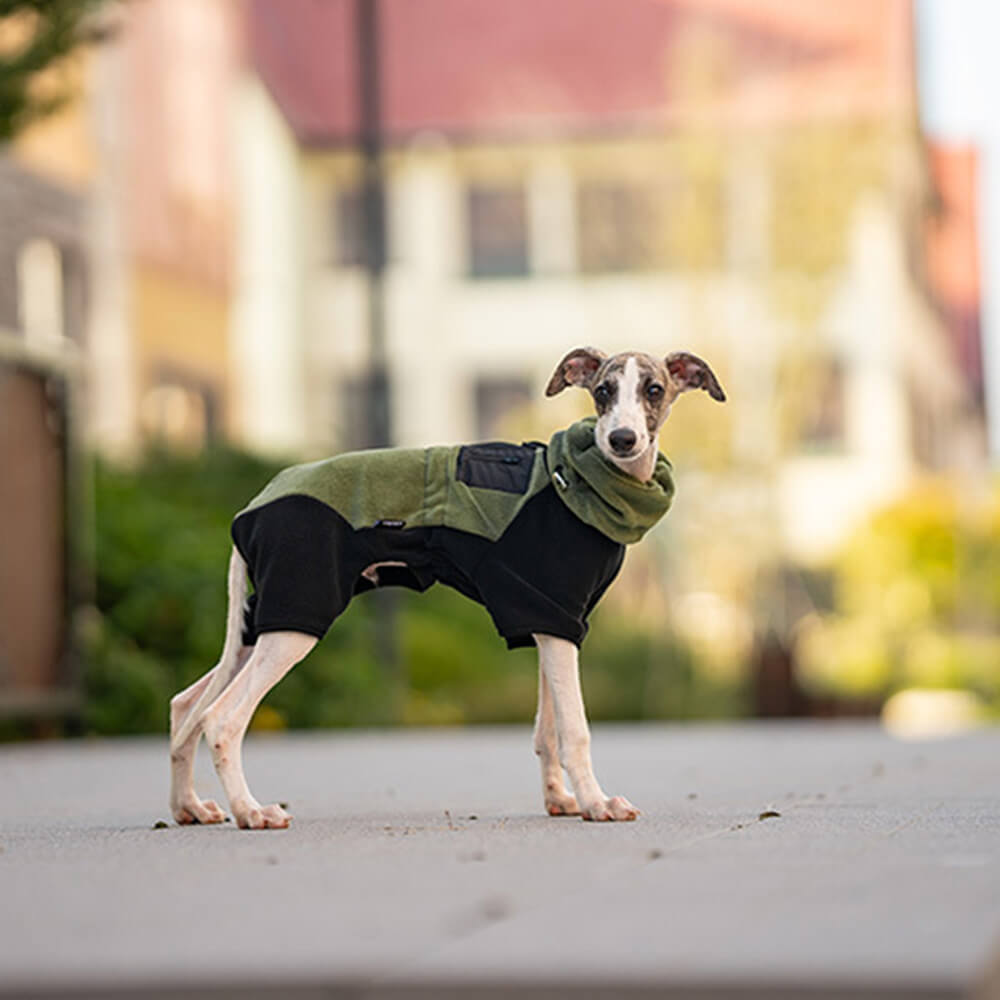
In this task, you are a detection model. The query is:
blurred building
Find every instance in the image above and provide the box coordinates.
[233,0,979,565]
[4,0,983,567]
[1,0,241,712]
[85,0,242,455]
[0,40,93,715]
[2,0,991,720]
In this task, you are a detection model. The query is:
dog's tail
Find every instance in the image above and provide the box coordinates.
[172,546,248,748]
[221,545,248,666]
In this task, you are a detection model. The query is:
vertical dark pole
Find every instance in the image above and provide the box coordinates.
[357,0,390,448]
[356,0,399,706]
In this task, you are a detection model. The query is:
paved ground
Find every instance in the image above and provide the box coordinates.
[1,721,999,999]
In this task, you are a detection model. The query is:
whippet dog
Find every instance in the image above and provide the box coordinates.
[169,348,725,829]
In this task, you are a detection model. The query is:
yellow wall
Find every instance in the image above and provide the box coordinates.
[132,266,232,442]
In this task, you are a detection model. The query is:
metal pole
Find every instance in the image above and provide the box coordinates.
[357,0,390,448]
[356,0,399,708]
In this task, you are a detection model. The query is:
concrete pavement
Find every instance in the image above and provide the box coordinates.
[1,721,999,998]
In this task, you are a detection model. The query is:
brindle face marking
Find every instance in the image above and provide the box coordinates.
[589,353,673,461]
[545,346,725,478]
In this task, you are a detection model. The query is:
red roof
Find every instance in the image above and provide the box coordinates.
[247,0,913,144]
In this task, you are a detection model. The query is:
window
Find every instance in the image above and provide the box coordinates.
[798,359,846,453]
[331,185,392,269]
[908,378,946,469]
[662,169,725,270]
[338,371,391,451]
[332,188,365,267]
[17,239,64,344]
[466,185,528,278]
[139,378,218,450]
[578,175,724,273]
[578,183,663,273]
[474,377,532,440]
[768,130,878,277]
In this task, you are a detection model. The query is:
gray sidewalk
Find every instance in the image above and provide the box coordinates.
[1,721,998,999]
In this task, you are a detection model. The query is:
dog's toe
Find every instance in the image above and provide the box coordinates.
[237,802,290,830]
[545,794,581,816]
[581,795,639,822]
[607,795,639,821]
[199,799,227,823]
[172,795,227,826]
[260,803,291,828]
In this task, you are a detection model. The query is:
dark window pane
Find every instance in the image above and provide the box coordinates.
[578,183,662,273]
[798,359,846,453]
[579,175,724,273]
[140,371,218,448]
[474,377,532,439]
[333,189,365,267]
[338,371,391,451]
[467,186,528,278]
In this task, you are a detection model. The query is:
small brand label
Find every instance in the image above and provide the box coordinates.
[374,519,406,529]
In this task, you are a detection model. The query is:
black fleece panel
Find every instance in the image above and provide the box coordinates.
[232,495,439,645]
[471,486,626,648]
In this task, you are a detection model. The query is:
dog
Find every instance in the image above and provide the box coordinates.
[169,348,725,829]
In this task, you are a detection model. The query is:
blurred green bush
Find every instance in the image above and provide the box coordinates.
[84,448,742,734]
[797,478,1000,711]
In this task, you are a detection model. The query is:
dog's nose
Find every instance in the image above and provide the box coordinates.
[608,428,637,454]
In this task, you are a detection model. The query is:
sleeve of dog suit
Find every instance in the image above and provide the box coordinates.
[469,485,626,649]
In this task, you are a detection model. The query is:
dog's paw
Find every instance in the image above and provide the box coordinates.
[235,801,291,830]
[545,791,581,816]
[172,795,227,826]
[580,795,639,822]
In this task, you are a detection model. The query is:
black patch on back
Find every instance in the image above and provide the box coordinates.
[456,443,536,494]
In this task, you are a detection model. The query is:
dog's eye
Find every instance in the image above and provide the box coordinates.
[646,384,664,401]
[593,384,612,405]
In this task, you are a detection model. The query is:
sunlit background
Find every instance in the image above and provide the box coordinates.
[1,0,997,738]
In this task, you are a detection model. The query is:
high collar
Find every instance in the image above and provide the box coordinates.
[546,418,674,544]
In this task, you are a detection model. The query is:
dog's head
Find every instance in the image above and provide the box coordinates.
[545,347,725,477]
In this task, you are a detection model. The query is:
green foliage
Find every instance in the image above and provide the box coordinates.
[797,479,1000,709]
[85,446,743,734]
[86,447,288,733]
[0,0,113,142]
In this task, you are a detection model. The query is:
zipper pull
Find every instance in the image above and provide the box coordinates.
[553,467,569,490]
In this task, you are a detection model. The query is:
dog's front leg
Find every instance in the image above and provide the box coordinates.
[534,634,638,822]
[533,665,580,816]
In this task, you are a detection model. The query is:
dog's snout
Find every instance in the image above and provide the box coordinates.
[608,428,637,455]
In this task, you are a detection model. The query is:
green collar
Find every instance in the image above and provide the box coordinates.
[547,418,674,544]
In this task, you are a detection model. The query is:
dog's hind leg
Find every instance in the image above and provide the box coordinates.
[201,630,317,829]
[533,666,580,816]
[169,547,251,825]
[169,644,252,824]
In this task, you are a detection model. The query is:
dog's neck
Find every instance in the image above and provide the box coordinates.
[606,442,658,483]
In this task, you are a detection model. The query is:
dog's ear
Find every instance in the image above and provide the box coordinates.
[665,352,726,402]
[545,347,607,396]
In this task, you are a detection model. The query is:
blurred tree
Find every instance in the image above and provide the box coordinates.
[0,0,114,142]
[797,479,1000,709]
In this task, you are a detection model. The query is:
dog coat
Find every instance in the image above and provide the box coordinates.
[231,418,675,649]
